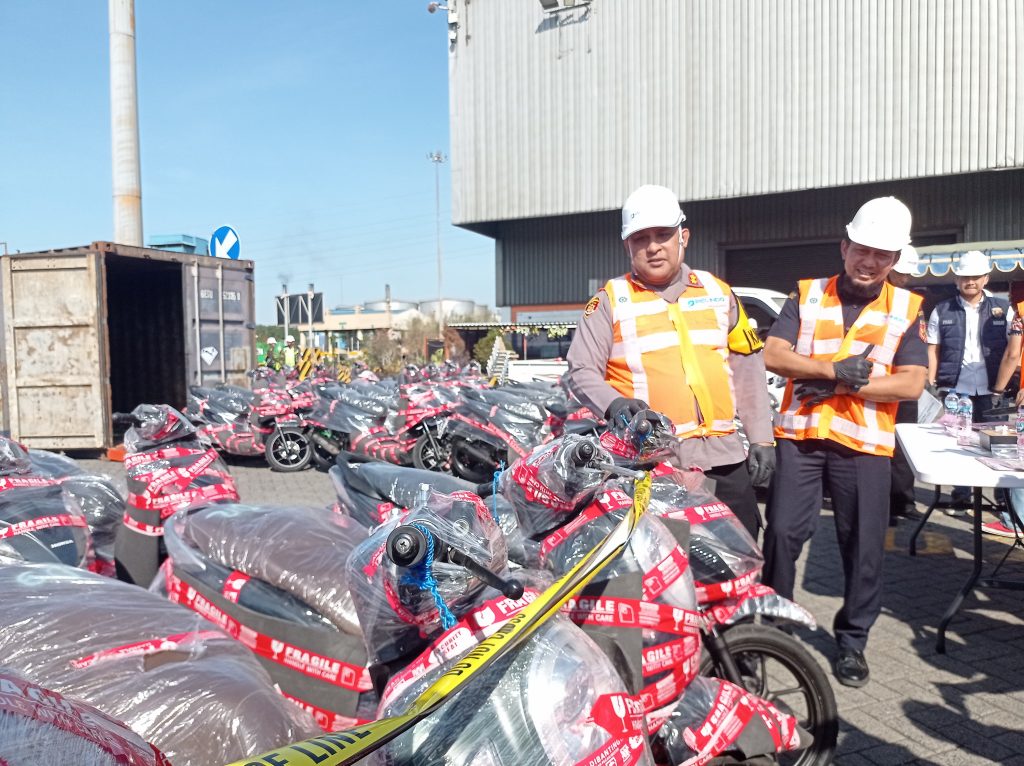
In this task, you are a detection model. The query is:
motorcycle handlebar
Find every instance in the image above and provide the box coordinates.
[112,412,142,427]
[386,524,524,601]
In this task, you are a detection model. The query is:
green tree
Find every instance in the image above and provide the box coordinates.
[473,328,504,367]
[363,330,404,375]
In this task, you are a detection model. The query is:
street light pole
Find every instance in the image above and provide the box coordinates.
[428,151,446,356]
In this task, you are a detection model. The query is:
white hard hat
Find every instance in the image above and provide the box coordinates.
[266,337,277,344]
[845,196,912,252]
[285,334,296,343]
[952,250,991,277]
[621,184,686,240]
[892,245,919,275]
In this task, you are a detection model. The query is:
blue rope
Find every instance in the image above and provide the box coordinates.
[491,462,505,524]
[399,522,457,630]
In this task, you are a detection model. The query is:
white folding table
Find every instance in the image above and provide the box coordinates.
[896,423,1024,652]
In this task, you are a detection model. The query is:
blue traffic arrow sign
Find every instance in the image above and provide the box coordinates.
[211,225,241,259]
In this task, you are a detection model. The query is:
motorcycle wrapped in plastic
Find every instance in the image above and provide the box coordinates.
[0,563,317,765]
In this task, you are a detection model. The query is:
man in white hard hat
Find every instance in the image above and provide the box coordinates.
[263,337,279,370]
[567,184,775,540]
[283,335,298,369]
[762,196,928,688]
[927,249,1019,513]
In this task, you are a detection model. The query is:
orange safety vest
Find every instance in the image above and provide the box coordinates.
[774,277,923,457]
[604,272,736,438]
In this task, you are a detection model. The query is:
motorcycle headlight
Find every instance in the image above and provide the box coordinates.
[630,515,698,611]
[527,619,626,764]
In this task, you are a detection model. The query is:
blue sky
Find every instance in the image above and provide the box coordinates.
[0,1,495,323]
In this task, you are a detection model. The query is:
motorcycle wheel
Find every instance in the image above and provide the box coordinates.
[412,433,449,472]
[449,440,497,484]
[699,624,837,766]
[264,428,312,472]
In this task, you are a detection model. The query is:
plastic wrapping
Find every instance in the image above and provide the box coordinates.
[499,435,613,538]
[173,503,366,635]
[0,563,317,765]
[369,616,653,766]
[0,438,32,476]
[123,405,198,453]
[599,409,676,464]
[0,668,171,766]
[654,676,804,764]
[646,472,764,603]
[0,483,93,569]
[346,489,508,667]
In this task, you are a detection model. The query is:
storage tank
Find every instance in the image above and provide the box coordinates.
[0,241,256,449]
[364,298,418,312]
[419,299,476,321]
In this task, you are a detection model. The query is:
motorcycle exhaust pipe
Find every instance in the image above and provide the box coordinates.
[310,432,341,456]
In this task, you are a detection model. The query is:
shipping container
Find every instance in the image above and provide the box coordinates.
[0,242,255,449]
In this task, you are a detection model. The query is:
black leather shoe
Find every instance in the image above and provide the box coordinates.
[835,648,869,687]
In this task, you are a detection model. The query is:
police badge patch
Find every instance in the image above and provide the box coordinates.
[992,306,1005,318]
[583,294,601,317]
[918,311,927,342]
[687,272,703,288]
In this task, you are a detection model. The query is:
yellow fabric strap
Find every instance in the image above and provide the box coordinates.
[667,303,715,430]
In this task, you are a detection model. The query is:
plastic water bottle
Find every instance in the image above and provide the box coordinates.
[957,395,973,447]
[942,391,959,430]
[1015,404,1024,461]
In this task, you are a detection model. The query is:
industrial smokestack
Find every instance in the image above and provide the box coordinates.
[108,0,143,245]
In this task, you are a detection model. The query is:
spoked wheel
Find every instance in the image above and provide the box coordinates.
[700,624,837,766]
[264,428,312,472]
[412,433,449,472]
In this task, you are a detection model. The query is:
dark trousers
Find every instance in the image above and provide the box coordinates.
[707,460,760,541]
[762,438,891,651]
[890,400,918,515]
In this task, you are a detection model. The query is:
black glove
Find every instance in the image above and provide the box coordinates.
[925,380,941,398]
[991,391,1007,410]
[746,443,776,488]
[832,344,875,391]
[605,397,649,426]
[793,379,837,407]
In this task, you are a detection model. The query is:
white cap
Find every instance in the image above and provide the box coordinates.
[845,196,912,252]
[285,334,296,343]
[266,337,277,344]
[621,184,686,240]
[892,245,919,275]
[952,250,991,277]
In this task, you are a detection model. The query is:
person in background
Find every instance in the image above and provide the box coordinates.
[263,337,279,370]
[283,335,298,369]
[762,196,927,688]
[926,251,1018,513]
[886,246,924,525]
[567,184,775,540]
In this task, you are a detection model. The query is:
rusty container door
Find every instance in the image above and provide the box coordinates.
[0,253,111,448]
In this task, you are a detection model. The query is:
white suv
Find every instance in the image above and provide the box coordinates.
[733,287,789,411]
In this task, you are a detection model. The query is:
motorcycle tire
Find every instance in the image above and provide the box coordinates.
[264,428,312,473]
[310,443,335,471]
[412,433,449,473]
[699,623,837,766]
[449,440,498,484]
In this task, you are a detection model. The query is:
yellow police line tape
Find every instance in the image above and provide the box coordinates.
[226,472,653,766]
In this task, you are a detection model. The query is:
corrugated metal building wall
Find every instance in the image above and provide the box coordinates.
[497,169,1024,305]
[450,0,1023,228]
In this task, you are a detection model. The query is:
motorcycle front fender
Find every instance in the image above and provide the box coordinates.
[707,588,818,630]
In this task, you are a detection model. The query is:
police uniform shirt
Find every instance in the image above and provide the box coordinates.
[926,296,1017,395]
[769,275,928,370]
[567,263,774,471]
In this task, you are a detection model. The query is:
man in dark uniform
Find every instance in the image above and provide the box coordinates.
[762,196,928,688]
[567,184,775,539]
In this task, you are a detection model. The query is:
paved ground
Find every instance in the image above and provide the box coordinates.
[78,455,1024,764]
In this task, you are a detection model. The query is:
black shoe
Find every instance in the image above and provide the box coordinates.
[835,648,869,687]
